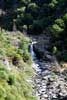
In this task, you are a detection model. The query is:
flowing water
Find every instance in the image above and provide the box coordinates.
[29,38,67,100]
[30,41,41,73]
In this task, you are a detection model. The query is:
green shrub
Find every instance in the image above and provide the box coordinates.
[19,39,29,51]
[52,0,58,5]
[0,48,6,57]
[17,7,26,13]
[49,0,58,8]
[0,71,8,80]
[55,19,65,28]
[5,93,16,100]
[23,51,31,62]
[0,62,8,71]
[51,24,64,37]
[28,3,38,12]
[0,85,6,98]
[52,46,58,54]
[49,3,55,8]
[6,47,18,58]
[8,74,16,85]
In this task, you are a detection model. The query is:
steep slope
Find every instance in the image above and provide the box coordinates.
[0,30,36,100]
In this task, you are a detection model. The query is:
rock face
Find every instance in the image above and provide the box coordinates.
[30,34,67,100]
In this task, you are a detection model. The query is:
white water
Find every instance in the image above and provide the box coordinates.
[30,42,41,73]
[30,42,36,60]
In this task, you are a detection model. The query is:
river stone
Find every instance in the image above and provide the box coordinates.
[43,94,48,98]
[30,35,67,100]
[52,94,57,99]
[41,70,51,76]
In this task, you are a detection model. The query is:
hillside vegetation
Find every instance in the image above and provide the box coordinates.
[0,30,36,100]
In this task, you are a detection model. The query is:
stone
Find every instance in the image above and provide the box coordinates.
[43,94,48,98]
[52,94,57,99]
[30,35,67,100]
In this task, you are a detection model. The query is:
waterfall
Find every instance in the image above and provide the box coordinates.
[30,42,36,60]
[29,41,41,73]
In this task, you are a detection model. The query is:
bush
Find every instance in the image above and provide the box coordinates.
[51,24,64,37]
[8,74,16,85]
[55,18,65,28]
[0,62,8,71]
[28,3,38,12]
[49,3,55,8]
[17,7,26,13]
[23,51,31,62]
[5,94,16,100]
[19,39,29,51]
[18,38,31,63]
[52,0,58,5]
[0,85,6,98]
[0,71,8,80]
[52,46,58,54]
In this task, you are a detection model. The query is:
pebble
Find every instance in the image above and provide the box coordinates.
[43,94,48,98]
[31,37,67,100]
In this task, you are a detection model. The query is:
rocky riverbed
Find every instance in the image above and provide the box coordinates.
[29,34,67,100]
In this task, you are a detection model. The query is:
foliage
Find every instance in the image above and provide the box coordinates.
[55,19,65,28]
[49,16,67,61]
[0,31,36,100]
[51,24,64,37]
